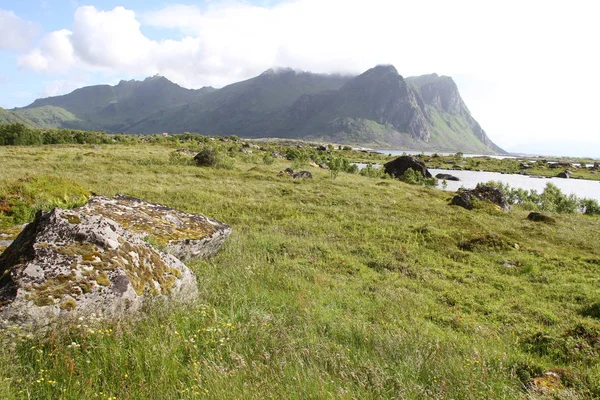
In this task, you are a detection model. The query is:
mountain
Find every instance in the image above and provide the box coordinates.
[9,67,505,153]
[0,107,38,127]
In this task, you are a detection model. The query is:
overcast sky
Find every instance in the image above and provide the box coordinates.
[1,0,599,156]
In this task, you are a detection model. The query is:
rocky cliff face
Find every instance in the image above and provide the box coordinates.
[335,65,431,141]
[407,73,506,153]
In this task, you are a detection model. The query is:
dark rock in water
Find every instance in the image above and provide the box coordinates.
[278,168,312,179]
[556,170,570,178]
[527,212,555,223]
[451,185,510,211]
[0,196,231,329]
[435,173,460,181]
[383,156,432,179]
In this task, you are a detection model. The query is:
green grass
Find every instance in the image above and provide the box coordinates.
[0,142,599,399]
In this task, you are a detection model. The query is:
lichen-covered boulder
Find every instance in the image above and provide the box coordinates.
[383,156,432,179]
[0,207,198,328]
[451,185,510,211]
[78,195,231,262]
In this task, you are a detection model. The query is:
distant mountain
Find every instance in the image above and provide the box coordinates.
[0,107,38,127]
[9,66,505,153]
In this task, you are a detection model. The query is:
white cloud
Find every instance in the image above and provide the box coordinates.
[12,1,600,154]
[0,9,39,50]
[18,29,74,73]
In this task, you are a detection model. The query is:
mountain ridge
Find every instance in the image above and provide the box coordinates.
[8,66,505,154]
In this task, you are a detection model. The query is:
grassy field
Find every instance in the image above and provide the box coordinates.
[0,142,599,399]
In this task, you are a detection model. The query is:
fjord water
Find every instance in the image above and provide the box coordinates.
[429,169,600,201]
[354,162,600,201]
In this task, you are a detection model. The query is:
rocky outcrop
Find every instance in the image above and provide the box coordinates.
[0,196,231,328]
[557,171,571,178]
[451,186,510,211]
[384,155,432,179]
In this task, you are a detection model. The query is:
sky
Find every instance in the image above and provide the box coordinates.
[1,0,599,156]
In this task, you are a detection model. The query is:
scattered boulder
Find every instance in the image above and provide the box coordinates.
[292,171,312,179]
[527,212,555,224]
[175,148,197,156]
[316,145,328,151]
[519,162,533,169]
[0,196,231,328]
[383,156,432,179]
[527,372,563,396]
[271,152,285,159]
[451,185,510,211]
[557,170,570,178]
[239,148,253,154]
[278,168,312,179]
[242,142,260,150]
[435,173,460,181]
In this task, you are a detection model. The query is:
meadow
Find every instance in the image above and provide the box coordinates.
[0,140,599,399]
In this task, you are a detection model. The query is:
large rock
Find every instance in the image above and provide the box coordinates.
[78,195,231,262]
[0,196,231,328]
[435,173,460,181]
[451,185,510,211]
[384,156,432,179]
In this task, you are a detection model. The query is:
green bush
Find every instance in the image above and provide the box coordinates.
[483,181,592,214]
[581,198,600,215]
[195,148,218,167]
[399,168,436,186]
[359,164,385,178]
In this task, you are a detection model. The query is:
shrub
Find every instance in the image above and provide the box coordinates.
[195,148,218,167]
[581,198,600,215]
[399,169,436,187]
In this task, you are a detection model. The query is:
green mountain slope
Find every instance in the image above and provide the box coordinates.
[20,76,213,132]
[13,105,79,129]
[0,108,38,127]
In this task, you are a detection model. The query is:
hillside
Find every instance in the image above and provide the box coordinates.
[0,107,38,127]
[0,141,598,398]
[11,67,505,153]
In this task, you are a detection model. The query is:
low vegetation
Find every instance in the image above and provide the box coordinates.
[0,138,599,399]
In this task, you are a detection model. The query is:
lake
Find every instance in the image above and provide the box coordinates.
[353,163,600,201]
[375,149,515,160]
[430,169,600,201]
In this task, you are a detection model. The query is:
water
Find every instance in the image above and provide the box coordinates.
[353,163,600,201]
[376,149,515,160]
[430,169,600,201]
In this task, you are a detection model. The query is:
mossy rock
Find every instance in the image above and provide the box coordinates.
[0,205,198,329]
[77,195,231,262]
